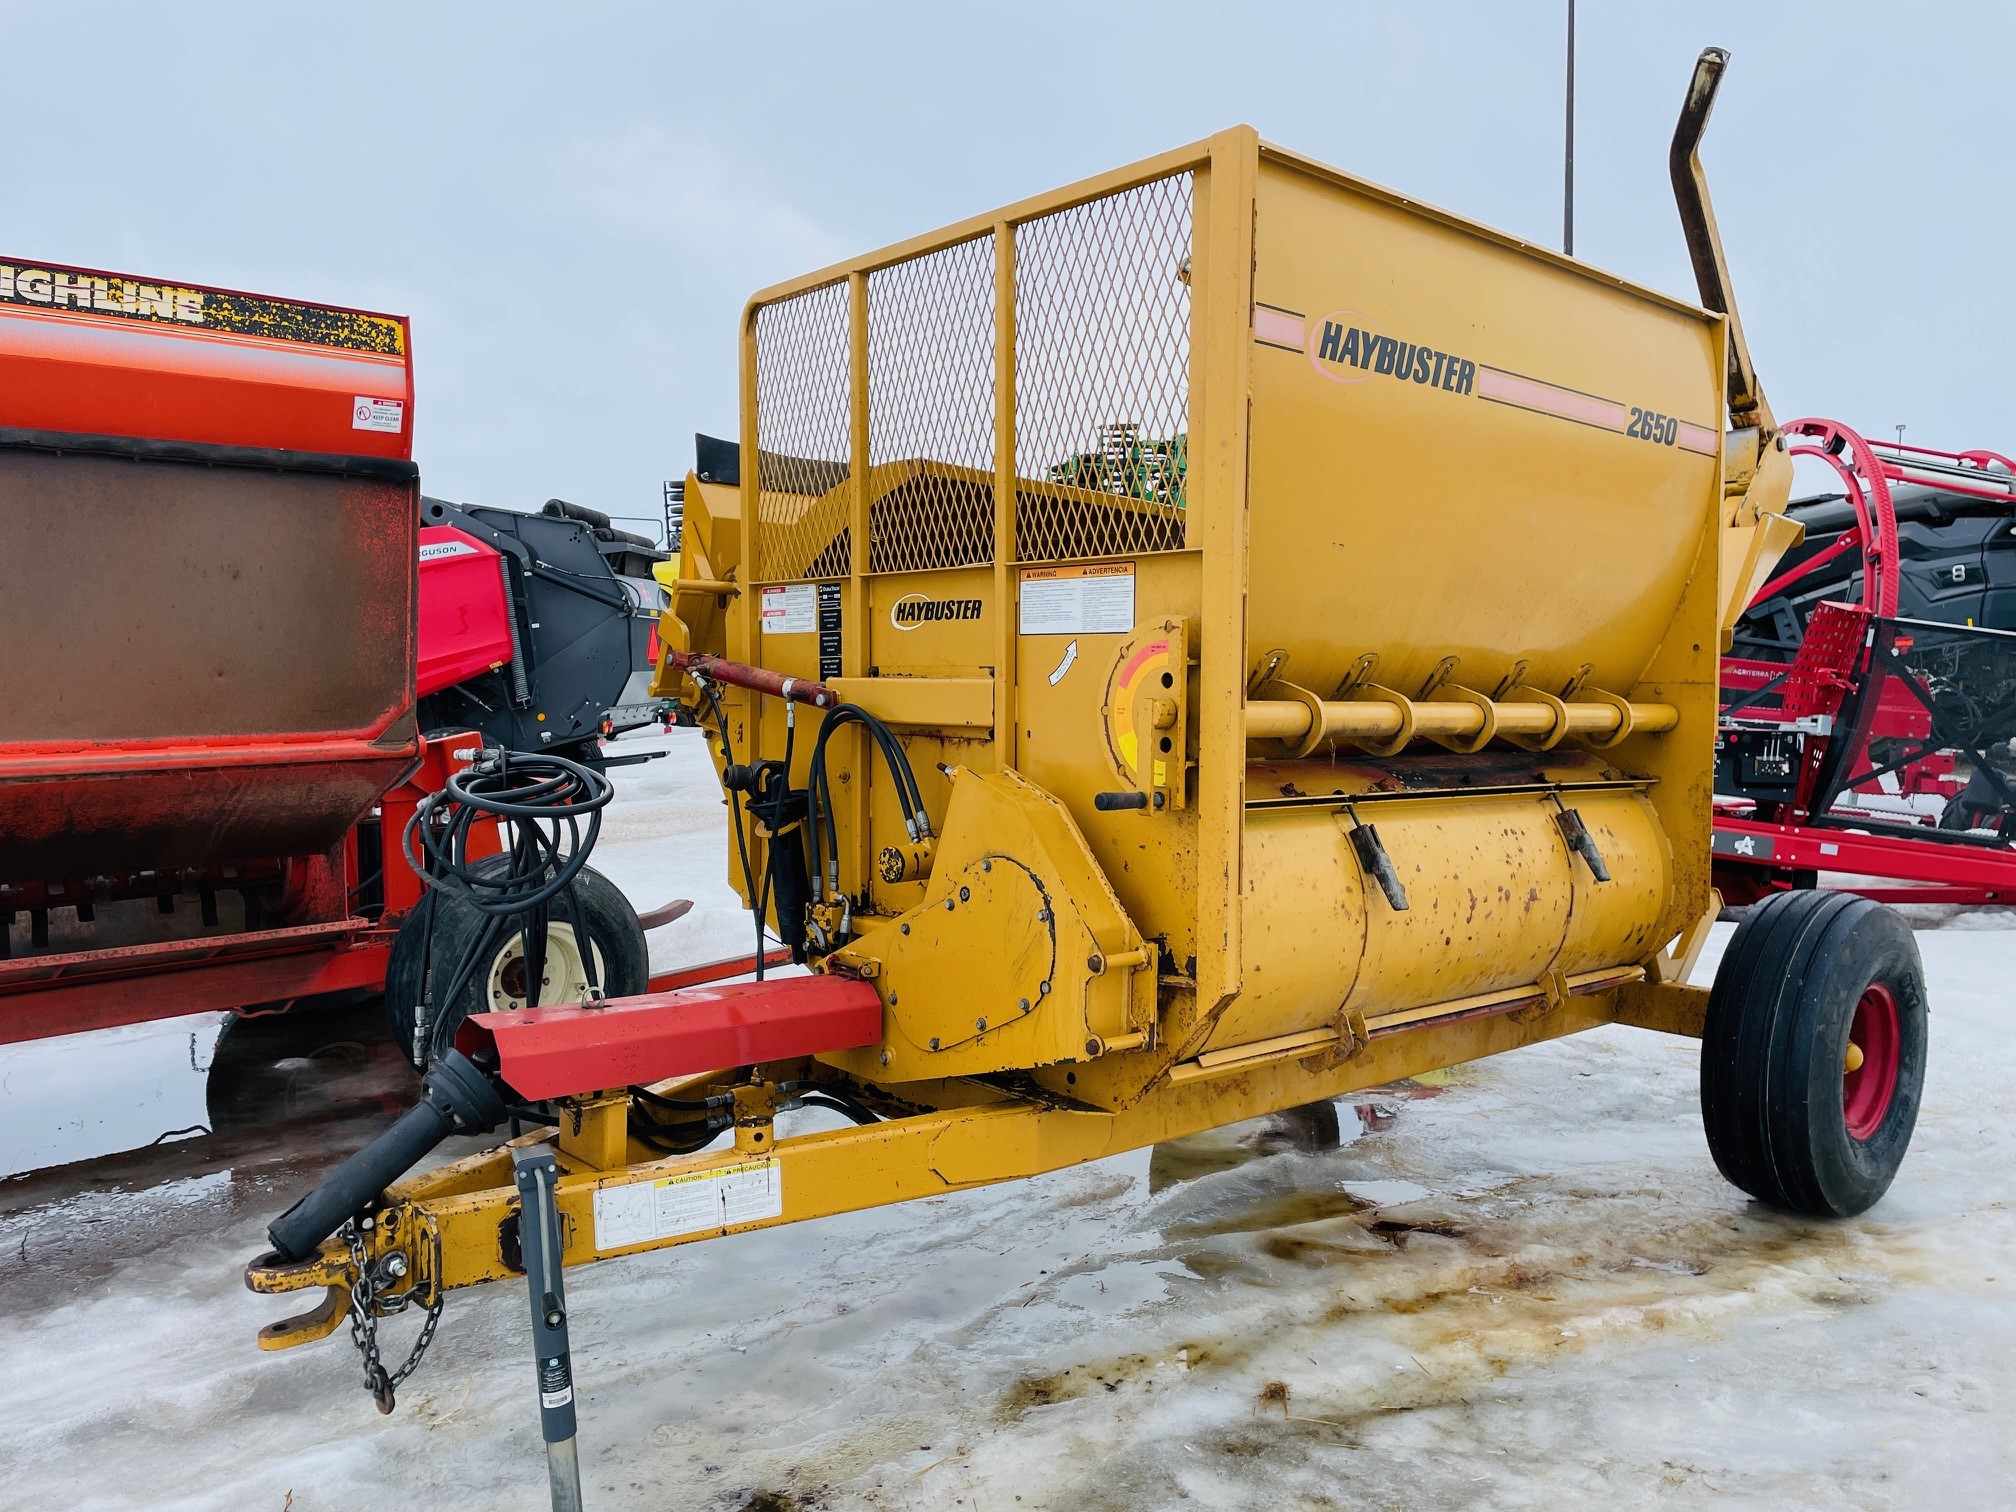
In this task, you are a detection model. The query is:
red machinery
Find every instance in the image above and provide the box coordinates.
[0,258,745,1047]
[1715,418,2016,904]
[0,256,457,1044]
[412,497,671,760]
[417,524,517,697]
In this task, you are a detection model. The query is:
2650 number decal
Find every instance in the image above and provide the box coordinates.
[1626,406,1678,445]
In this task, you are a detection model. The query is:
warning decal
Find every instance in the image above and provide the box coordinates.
[352,395,405,433]
[760,583,818,635]
[592,1157,784,1252]
[818,583,843,678]
[1018,562,1135,636]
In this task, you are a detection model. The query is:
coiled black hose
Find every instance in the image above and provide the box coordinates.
[400,748,614,1064]
[266,749,619,1258]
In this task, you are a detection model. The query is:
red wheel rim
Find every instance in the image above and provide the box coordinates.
[1842,982,1901,1141]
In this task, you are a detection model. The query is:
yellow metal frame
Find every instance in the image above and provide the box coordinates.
[718,134,1247,1005]
[252,981,1676,1346]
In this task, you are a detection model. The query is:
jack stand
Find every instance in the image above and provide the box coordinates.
[513,1146,585,1512]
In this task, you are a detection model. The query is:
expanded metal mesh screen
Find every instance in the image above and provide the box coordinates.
[1013,173,1192,562]
[754,281,851,583]
[749,171,1194,583]
[866,235,997,574]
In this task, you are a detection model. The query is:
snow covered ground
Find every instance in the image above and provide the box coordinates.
[3,731,2013,1509]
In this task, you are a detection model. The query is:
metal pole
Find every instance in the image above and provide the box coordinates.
[1564,0,1576,256]
[513,1145,585,1512]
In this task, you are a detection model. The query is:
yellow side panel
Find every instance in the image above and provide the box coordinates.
[1245,152,1724,703]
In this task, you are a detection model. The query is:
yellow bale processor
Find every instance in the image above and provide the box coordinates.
[250,51,1926,1471]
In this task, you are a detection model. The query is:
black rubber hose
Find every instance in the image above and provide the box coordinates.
[401,750,613,921]
[398,749,615,1063]
[805,705,922,903]
[797,1091,880,1126]
[822,705,923,821]
[753,714,801,959]
[700,680,769,978]
[629,1111,728,1155]
[266,1051,504,1262]
[628,1084,727,1115]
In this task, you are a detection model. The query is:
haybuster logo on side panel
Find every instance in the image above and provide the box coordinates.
[890,593,983,631]
[1306,309,1474,396]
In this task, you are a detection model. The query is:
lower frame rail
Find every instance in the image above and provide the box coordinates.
[247,979,1697,1345]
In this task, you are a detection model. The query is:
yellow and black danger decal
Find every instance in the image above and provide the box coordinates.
[0,259,405,355]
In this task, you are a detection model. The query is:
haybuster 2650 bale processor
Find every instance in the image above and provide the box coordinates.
[251,52,1926,1477]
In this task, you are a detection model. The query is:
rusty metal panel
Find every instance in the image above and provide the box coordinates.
[0,444,418,882]
[0,924,392,1046]
[0,760,410,879]
[0,448,414,742]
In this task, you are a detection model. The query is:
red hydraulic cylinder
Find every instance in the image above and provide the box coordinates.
[665,650,838,709]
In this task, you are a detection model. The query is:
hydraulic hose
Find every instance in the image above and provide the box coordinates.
[266,1050,504,1262]
[400,748,615,1063]
[695,678,770,976]
[804,703,928,906]
[269,751,618,1260]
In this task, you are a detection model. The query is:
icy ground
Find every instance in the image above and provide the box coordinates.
[2,731,2013,1509]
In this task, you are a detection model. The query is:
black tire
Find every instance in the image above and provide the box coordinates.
[1701,889,1927,1217]
[1937,794,2007,833]
[384,859,647,1070]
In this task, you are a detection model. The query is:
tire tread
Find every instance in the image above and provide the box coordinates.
[1702,889,1927,1217]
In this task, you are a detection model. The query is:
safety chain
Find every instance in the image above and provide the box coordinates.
[340,1211,446,1414]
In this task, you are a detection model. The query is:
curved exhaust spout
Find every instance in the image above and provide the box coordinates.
[1671,46,1799,647]
[1670,46,1773,437]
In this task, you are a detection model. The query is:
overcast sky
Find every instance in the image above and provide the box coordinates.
[7,2,2011,529]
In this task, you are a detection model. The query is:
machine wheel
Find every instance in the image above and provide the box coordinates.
[384,859,648,1070]
[1701,889,1927,1217]
[1937,794,2004,833]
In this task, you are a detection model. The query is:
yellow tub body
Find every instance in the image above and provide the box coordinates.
[661,127,1732,1108]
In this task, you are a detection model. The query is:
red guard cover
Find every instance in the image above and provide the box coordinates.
[468,977,886,1100]
[417,527,514,696]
